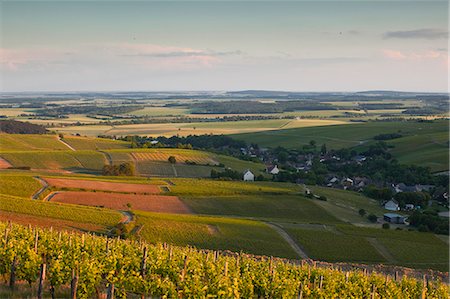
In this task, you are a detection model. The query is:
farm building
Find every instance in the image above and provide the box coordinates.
[342,178,353,189]
[384,200,400,211]
[243,170,255,181]
[383,213,406,224]
[266,165,280,175]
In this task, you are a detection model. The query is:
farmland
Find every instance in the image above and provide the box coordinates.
[0,174,42,198]
[55,118,348,137]
[0,151,106,171]
[50,191,192,214]
[44,177,161,193]
[135,211,299,258]
[61,135,130,150]
[0,194,122,230]
[0,134,68,151]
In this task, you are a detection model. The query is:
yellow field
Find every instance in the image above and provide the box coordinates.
[55,119,349,137]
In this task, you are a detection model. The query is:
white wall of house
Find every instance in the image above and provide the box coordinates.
[243,170,255,181]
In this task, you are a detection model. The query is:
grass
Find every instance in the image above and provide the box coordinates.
[0,151,106,170]
[307,186,386,224]
[168,179,299,196]
[336,225,449,271]
[0,194,122,228]
[129,106,190,116]
[286,227,385,263]
[61,136,130,150]
[182,194,341,224]
[135,211,298,258]
[0,134,68,151]
[0,174,42,198]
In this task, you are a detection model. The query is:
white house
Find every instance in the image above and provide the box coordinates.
[267,165,280,175]
[243,170,255,181]
[384,199,400,211]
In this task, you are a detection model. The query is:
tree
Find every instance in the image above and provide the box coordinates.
[367,214,377,223]
[358,209,366,217]
[168,156,177,164]
[320,144,327,154]
[309,140,316,147]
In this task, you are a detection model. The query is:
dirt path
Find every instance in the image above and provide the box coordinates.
[266,222,309,259]
[32,177,49,200]
[43,191,59,201]
[57,136,76,151]
[366,237,397,263]
[120,211,134,224]
[171,164,178,177]
[99,151,113,166]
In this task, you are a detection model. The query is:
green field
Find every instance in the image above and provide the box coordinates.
[0,174,42,198]
[335,225,449,271]
[168,179,298,196]
[0,194,122,229]
[135,211,298,258]
[307,186,386,224]
[0,134,68,151]
[232,120,449,171]
[182,194,340,224]
[62,136,130,150]
[0,151,106,171]
[286,227,385,263]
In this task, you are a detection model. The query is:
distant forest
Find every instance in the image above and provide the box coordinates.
[0,120,47,134]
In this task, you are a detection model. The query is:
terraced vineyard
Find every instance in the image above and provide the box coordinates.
[0,134,68,151]
[61,136,130,150]
[1,222,448,298]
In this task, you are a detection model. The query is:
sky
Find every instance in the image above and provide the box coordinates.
[0,1,448,92]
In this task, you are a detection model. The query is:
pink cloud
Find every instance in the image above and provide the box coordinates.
[382,49,447,61]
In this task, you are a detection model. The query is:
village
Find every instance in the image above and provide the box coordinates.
[238,140,449,228]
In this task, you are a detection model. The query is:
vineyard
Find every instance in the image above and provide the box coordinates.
[1,222,448,298]
[130,150,217,165]
[61,136,130,150]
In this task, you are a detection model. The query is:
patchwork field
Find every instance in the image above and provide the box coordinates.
[135,211,299,258]
[0,157,12,168]
[55,119,348,137]
[130,149,217,165]
[44,177,161,193]
[50,191,192,214]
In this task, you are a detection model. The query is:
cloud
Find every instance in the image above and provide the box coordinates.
[382,49,449,67]
[383,28,448,40]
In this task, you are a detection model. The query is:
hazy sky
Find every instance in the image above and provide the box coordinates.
[0,1,448,92]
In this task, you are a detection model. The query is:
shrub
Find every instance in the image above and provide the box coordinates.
[382,223,390,229]
[367,214,377,223]
[359,209,366,217]
[168,156,177,164]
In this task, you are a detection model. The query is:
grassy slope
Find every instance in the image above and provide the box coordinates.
[231,120,449,171]
[307,186,386,224]
[183,195,340,224]
[62,136,130,150]
[0,151,106,170]
[135,211,298,259]
[0,134,68,151]
[0,174,42,198]
[0,194,121,228]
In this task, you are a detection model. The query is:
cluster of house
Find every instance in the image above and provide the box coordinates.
[326,176,370,191]
[242,165,280,181]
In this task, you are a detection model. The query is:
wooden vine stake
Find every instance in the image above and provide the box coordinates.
[421,275,427,299]
[140,246,148,278]
[34,229,39,253]
[297,282,303,299]
[319,275,323,290]
[106,283,115,299]
[70,269,78,299]
[37,263,46,299]
[9,255,17,291]
[224,261,228,277]
[181,255,189,282]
